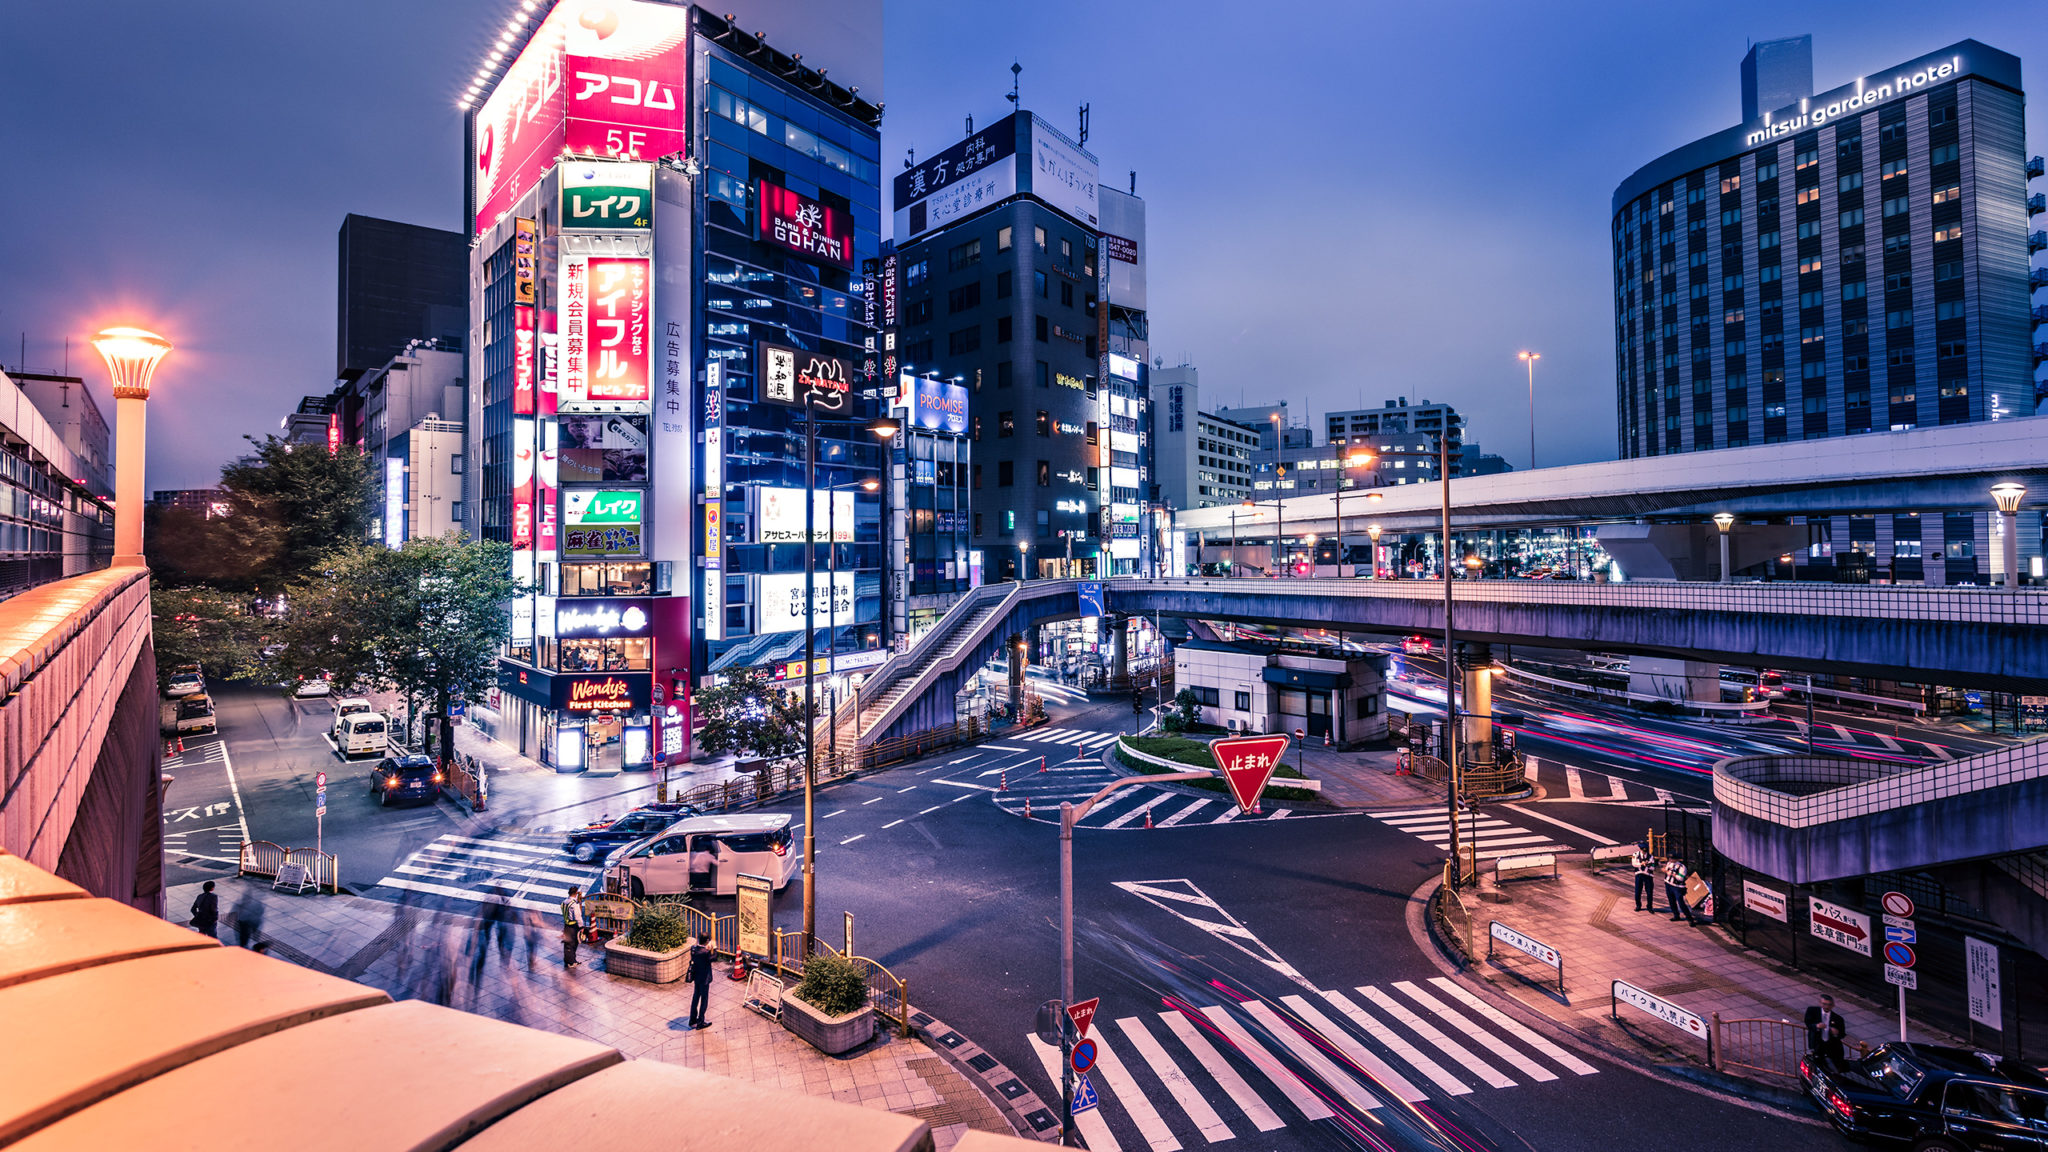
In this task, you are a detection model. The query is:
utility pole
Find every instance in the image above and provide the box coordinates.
[1440,431,1461,882]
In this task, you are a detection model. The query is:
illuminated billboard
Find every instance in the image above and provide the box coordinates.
[757,487,855,543]
[910,377,970,434]
[511,418,536,549]
[560,159,653,229]
[513,303,537,414]
[758,341,852,413]
[756,570,856,633]
[758,180,854,269]
[559,254,652,410]
[471,0,691,235]
[562,488,644,557]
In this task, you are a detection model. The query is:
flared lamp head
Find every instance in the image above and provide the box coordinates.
[92,328,173,401]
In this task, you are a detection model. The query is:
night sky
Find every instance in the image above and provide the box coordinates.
[1,0,2040,490]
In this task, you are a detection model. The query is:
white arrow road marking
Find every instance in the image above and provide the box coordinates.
[1113,879,1317,991]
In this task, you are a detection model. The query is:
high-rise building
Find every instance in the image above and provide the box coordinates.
[1150,364,1257,511]
[336,215,468,383]
[1614,39,2033,462]
[463,0,884,768]
[891,112,1154,579]
[1324,397,1467,484]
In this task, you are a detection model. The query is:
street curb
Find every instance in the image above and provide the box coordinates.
[908,1010,1059,1142]
[1402,869,1830,1127]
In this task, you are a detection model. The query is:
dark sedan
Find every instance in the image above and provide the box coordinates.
[1802,1041,2048,1148]
[562,803,701,863]
[368,754,442,807]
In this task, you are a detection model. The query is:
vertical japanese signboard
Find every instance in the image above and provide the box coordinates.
[701,359,724,641]
[514,217,538,302]
[513,302,537,415]
[589,257,651,404]
[511,418,536,549]
[1966,936,2002,1029]
[560,253,589,404]
[536,420,558,556]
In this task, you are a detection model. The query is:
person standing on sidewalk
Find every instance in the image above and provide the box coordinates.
[686,934,717,1028]
[560,886,588,969]
[1663,857,1700,924]
[1631,849,1658,912]
[189,881,220,940]
[1805,995,1845,1056]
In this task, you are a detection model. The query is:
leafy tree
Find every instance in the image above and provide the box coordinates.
[279,535,522,762]
[694,668,806,759]
[151,585,270,690]
[1161,688,1203,734]
[218,434,375,589]
[144,504,282,591]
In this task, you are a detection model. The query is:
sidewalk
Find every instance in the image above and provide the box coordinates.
[1293,741,1443,808]
[1434,859,1963,1080]
[166,877,1020,1151]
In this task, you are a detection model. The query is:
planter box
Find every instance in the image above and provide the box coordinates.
[603,938,689,983]
[781,991,876,1055]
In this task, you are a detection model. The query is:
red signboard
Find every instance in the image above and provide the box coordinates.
[326,412,340,455]
[564,675,636,713]
[1065,997,1099,1040]
[758,180,854,269]
[1209,735,1291,814]
[511,417,536,549]
[513,303,537,414]
[535,421,557,554]
[472,0,692,235]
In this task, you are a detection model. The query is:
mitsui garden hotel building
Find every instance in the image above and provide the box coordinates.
[1613,40,2035,457]
[463,0,885,770]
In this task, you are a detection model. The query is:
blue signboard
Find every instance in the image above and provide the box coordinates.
[910,377,970,434]
[1071,1074,1098,1114]
[1078,581,1105,619]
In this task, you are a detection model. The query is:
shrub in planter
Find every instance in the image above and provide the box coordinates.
[783,951,876,1055]
[627,901,691,952]
[605,901,692,983]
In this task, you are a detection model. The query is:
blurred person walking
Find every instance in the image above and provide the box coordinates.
[560,886,588,968]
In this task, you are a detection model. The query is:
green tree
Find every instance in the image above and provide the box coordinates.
[151,585,270,691]
[693,668,806,759]
[144,504,282,590]
[280,535,522,762]
[218,433,375,588]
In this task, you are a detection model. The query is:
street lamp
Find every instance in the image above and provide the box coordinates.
[1518,351,1540,471]
[1018,539,1031,582]
[1303,533,1318,578]
[1713,513,1735,584]
[1991,483,2026,589]
[1367,523,1383,579]
[92,327,173,567]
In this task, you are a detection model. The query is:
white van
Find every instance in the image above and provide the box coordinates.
[609,814,798,899]
[332,698,375,738]
[336,711,390,759]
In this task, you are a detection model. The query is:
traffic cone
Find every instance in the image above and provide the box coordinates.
[1024,797,1032,819]
[1144,807,1153,829]
[177,739,185,755]
[1000,771,1008,792]
[728,953,748,981]
[1040,756,1047,773]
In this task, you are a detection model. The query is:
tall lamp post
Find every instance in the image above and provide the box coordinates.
[1367,523,1383,579]
[1991,483,2026,589]
[92,327,173,567]
[1018,539,1031,582]
[1714,513,1735,583]
[1518,351,1540,471]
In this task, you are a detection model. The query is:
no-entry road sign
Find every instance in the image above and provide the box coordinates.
[1209,734,1291,814]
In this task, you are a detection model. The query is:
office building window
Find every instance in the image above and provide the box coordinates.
[997,316,1012,343]
[1033,226,1045,250]
[1035,410,1049,437]
[948,238,982,270]
[1036,361,1049,388]
[1035,316,1048,342]
[997,361,1013,388]
[948,326,981,355]
[997,226,1013,251]
[997,270,1012,298]
[998,460,1014,486]
[948,281,981,312]
[1037,460,1049,486]
[998,411,1014,437]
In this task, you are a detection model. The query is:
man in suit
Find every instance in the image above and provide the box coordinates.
[189,881,219,940]
[1805,995,1845,1055]
[687,934,718,1028]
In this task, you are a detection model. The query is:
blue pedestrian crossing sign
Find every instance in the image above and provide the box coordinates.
[1071,1074,1098,1114]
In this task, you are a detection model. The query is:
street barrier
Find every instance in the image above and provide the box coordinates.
[1488,920,1564,992]
[442,753,487,811]
[1589,844,1637,873]
[1612,979,1711,1063]
[1711,1014,1871,1080]
[237,841,340,895]
[1494,852,1558,882]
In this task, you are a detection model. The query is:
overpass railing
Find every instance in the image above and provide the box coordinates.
[1496,664,1772,721]
[1712,745,2046,831]
[1118,576,2048,627]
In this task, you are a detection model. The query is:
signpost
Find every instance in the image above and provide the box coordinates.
[1809,896,1872,956]
[1880,891,1916,1039]
[1208,734,1290,815]
[1742,880,1788,923]
[1070,1038,1097,1075]
[1488,920,1564,992]
[314,771,327,858]
[1070,1074,1098,1114]
[1612,979,1711,1061]
[1966,936,2002,1032]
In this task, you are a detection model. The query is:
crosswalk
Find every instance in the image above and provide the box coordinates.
[374,831,597,913]
[1022,979,1597,1150]
[1013,725,1125,751]
[1523,759,1708,810]
[1364,809,1571,859]
[992,757,1301,828]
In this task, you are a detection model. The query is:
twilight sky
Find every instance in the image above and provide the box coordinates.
[1,0,2040,490]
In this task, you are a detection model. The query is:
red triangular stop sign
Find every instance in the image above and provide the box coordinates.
[1210,735,1290,814]
[1066,997,1100,1040]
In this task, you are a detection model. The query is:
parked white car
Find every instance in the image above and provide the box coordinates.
[608,814,798,899]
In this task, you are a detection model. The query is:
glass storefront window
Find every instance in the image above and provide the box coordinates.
[561,562,652,596]
[548,636,652,673]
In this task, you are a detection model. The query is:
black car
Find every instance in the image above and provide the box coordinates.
[561,803,701,863]
[368,754,442,807]
[1802,1041,2048,1149]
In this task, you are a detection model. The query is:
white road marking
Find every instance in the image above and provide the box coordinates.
[918,805,945,815]
[882,820,903,829]
[1198,1006,1333,1121]
[1358,986,1514,1089]
[1424,978,1599,1075]
[862,796,885,805]
[1114,1016,1234,1143]
[1089,1027,1182,1151]
[1392,981,1556,1081]
[824,809,846,818]
[982,745,1028,752]
[1240,1000,1385,1111]
[1155,799,1211,827]
[840,834,865,845]
[1318,989,1470,1096]
[1158,1011,1284,1132]
[933,780,995,792]
[1101,794,1174,829]
[376,876,558,912]
[1116,880,1317,990]
[1266,809,1291,819]
[1564,767,1586,799]
[1506,805,1610,843]
[1278,994,1427,1103]
[1028,1035,1122,1152]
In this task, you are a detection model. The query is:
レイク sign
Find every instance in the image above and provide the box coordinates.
[758,180,853,269]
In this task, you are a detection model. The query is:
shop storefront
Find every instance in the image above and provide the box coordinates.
[492,663,653,773]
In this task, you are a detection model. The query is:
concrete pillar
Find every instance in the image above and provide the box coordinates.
[1628,656,1723,703]
[114,394,148,567]
[1460,642,1494,766]
[1008,633,1026,716]
[1110,616,1129,685]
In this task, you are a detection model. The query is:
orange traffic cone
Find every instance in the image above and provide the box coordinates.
[1039,756,1047,773]
[999,771,1008,792]
[1024,797,1032,819]
[728,953,749,981]
[1144,807,1153,829]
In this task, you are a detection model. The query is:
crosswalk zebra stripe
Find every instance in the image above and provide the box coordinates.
[1237,1001,1385,1112]
[1089,1027,1183,1151]
[1114,1017,1235,1143]
[1028,1035,1122,1152]
[376,876,561,913]
[1265,810,1291,820]
[413,841,570,869]
[1208,809,1239,824]
[1418,834,1554,851]
[1197,1005,1335,1121]
[1564,766,1586,799]
[1424,978,1599,1076]
[1158,1011,1285,1132]
[1276,994,1428,1104]
[1474,845,1568,860]
[1317,989,1471,1097]
[1357,986,1515,1089]
[1102,793,1175,829]
[1391,981,1557,1082]
[1156,799,1211,827]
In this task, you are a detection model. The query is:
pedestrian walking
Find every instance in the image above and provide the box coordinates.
[189,881,220,939]
[1663,857,1700,924]
[232,887,266,948]
[1804,994,1845,1056]
[471,897,514,984]
[1631,849,1657,912]
[560,886,588,969]
[686,934,717,1028]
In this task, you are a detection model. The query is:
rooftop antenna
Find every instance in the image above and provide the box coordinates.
[1006,61,1021,109]
[965,113,973,135]
[1078,102,1089,146]
[1129,170,1136,195]
[903,146,915,170]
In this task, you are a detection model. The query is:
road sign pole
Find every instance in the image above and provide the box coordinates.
[1059,800,1075,1146]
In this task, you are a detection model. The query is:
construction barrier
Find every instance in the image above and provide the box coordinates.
[237,841,341,895]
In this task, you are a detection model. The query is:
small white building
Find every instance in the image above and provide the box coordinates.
[1172,639,1387,747]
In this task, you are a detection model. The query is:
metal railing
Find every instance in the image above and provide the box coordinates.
[1434,858,1475,958]
[236,840,341,895]
[1403,753,1524,801]
[1710,1014,1869,1080]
